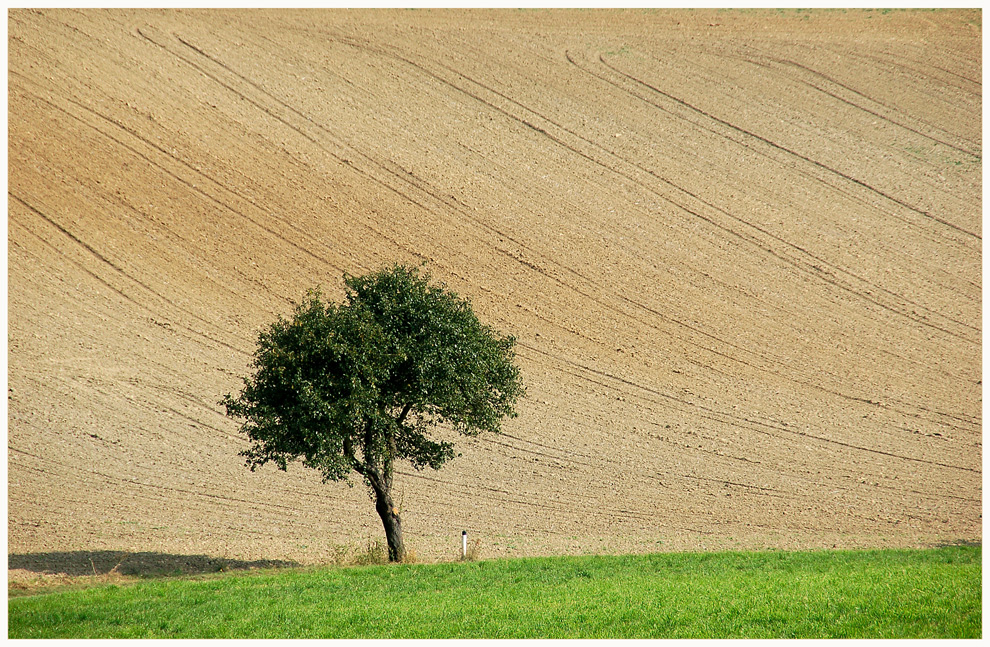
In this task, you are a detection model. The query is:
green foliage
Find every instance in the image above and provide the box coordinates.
[8,546,981,638]
[221,264,525,486]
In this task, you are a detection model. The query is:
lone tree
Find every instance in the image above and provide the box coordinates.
[222,264,524,562]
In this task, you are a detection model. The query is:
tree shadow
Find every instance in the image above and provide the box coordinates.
[8,550,300,578]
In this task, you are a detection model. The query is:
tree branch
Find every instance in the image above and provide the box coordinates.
[342,435,366,477]
[396,402,414,426]
[363,417,377,472]
[385,433,396,491]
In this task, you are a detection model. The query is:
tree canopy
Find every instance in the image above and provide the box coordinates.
[222,263,525,560]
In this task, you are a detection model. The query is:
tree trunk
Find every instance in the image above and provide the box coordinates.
[372,480,405,562]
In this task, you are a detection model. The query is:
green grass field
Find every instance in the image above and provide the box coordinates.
[8,545,980,638]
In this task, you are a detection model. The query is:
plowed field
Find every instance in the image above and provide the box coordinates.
[8,9,981,578]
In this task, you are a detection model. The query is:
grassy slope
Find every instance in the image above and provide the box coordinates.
[8,546,980,639]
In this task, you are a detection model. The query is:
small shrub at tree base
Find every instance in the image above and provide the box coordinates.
[353,540,389,566]
[222,264,525,562]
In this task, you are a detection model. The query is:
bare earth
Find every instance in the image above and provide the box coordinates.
[8,9,981,579]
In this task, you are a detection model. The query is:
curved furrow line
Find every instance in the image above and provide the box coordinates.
[837,44,982,113]
[395,467,665,529]
[647,191,979,344]
[516,342,759,417]
[129,30,408,266]
[129,30,425,273]
[849,35,982,89]
[520,340,979,475]
[135,29,315,145]
[524,344,824,448]
[101,196,283,314]
[466,418,811,508]
[322,36,623,280]
[27,449,342,523]
[520,293,971,443]
[8,463,224,523]
[663,413,980,505]
[680,474,785,499]
[723,411,979,475]
[865,396,982,436]
[483,425,766,490]
[561,51,980,336]
[497,431,623,467]
[528,331,979,448]
[733,48,979,158]
[349,38,982,353]
[691,398,977,474]
[608,288,979,430]
[462,466,675,525]
[668,470,929,532]
[597,54,980,242]
[475,435,600,471]
[593,51,981,304]
[9,195,251,357]
[520,343,804,441]
[143,383,232,420]
[584,45,953,239]
[163,28,438,218]
[176,29,611,299]
[446,265,610,350]
[148,28,483,266]
[879,483,981,504]
[907,404,982,429]
[140,398,243,445]
[13,76,344,296]
[545,394,776,470]
[8,446,313,518]
[918,57,982,88]
[411,463,769,538]
[748,38,980,142]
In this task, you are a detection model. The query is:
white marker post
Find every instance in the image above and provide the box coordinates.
[462,530,467,560]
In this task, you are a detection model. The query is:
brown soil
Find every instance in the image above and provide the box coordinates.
[8,9,981,578]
